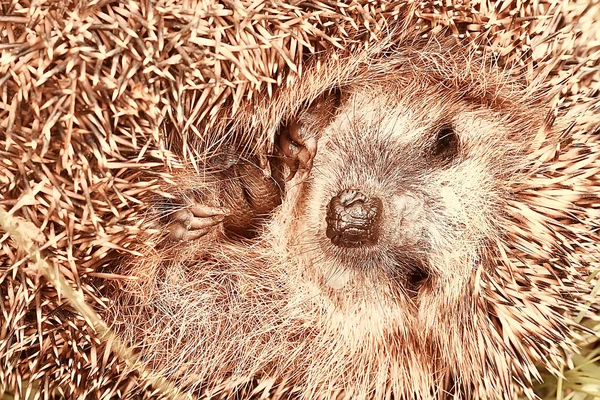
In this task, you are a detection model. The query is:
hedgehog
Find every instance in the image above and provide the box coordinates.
[1,1,599,399]
[109,35,600,400]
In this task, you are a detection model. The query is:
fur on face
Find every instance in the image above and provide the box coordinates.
[266,79,544,399]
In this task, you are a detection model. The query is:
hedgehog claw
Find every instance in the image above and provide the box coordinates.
[298,137,316,171]
[257,145,272,178]
[279,122,316,180]
[288,121,304,145]
[285,162,298,182]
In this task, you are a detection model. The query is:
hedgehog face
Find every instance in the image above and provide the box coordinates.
[277,84,515,324]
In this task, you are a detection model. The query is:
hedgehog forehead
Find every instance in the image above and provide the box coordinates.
[329,90,420,145]
[324,87,502,147]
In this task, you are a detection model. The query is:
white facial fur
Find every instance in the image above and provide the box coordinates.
[270,84,512,337]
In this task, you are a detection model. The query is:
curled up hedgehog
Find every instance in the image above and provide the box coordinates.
[1,1,600,400]
[110,32,600,400]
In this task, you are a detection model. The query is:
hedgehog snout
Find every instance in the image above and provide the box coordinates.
[325,189,382,248]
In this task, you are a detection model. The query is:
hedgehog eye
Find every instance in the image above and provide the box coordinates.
[433,124,459,160]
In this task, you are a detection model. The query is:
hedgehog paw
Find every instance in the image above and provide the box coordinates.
[279,121,317,181]
[168,205,230,241]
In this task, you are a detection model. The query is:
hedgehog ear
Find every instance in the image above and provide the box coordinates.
[278,88,346,180]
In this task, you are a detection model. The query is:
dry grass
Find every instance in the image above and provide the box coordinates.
[535,271,600,400]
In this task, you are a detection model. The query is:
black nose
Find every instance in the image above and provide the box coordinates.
[325,189,382,248]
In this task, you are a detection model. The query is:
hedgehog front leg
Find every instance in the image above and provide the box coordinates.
[168,205,230,241]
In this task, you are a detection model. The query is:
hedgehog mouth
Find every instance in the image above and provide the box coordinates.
[390,255,430,296]
[321,244,431,295]
[404,263,430,296]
